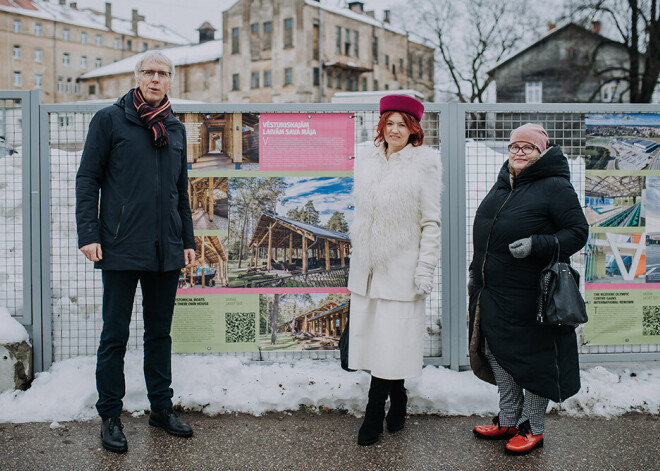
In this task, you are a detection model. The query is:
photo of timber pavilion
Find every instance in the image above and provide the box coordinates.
[227,177,353,288]
[259,293,350,351]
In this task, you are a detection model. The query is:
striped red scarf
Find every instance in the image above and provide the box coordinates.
[132,88,172,147]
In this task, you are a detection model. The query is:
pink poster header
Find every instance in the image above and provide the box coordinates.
[259,113,355,171]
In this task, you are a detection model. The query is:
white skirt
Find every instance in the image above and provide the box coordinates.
[348,290,426,379]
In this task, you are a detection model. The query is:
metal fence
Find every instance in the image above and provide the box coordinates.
[1,93,659,371]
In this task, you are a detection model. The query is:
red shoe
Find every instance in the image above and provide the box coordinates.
[505,422,544,455]
[473,416,518,440]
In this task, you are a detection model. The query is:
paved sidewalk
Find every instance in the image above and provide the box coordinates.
[1,411,657,471]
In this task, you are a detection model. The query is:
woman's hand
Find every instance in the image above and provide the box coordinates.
[414,261,436,296]
[509,237,532,259]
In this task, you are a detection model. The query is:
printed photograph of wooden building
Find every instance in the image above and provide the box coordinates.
[179,235,229,288]
[189,176,229,232]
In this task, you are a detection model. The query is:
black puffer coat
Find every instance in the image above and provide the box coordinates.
[76,90,194,271]
[468,145,588,402]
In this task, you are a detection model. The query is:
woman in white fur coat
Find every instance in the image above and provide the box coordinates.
[348,94,441,446]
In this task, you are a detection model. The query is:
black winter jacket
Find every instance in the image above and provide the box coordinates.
[76,90,194,271]
[468,145,589,402]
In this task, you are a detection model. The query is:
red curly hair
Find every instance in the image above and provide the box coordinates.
[374,110,425,148]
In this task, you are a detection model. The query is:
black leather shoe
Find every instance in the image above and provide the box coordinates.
[100,417,128,453]
[386,380,407,432]
[357,377,392,446]
[149,407,193,437]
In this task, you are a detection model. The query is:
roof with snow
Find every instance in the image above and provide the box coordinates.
[0,0,189,44]
[488,23,626,75]
[80,40,222,79]
[304,0,406,36]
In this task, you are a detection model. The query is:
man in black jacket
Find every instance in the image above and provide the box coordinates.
[76,51,195,453]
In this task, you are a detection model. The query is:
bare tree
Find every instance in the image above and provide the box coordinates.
[397,0,540,103]
[566,0,660,102]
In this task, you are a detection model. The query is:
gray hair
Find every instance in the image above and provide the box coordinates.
[134,50,175,82]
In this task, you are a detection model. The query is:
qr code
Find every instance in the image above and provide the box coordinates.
[642,305,660,336]
[225,312,256,343]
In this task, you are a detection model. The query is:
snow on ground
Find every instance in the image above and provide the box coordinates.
[0,306,29,343]
[0,351,657,423]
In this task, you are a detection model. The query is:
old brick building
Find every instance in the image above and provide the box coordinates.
[222,0,435,103]
[1,0,188,103]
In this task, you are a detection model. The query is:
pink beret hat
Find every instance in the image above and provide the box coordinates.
[379,94,424,122]
[510,123,549,153]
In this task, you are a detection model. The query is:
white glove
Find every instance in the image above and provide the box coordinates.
[414,261,436,296]
[509,237,532,259]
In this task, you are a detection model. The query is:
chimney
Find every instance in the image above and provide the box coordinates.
[132,9,145,36]
[70,2,77,8]
[197,22,217,44]
[592,21,601,34]
[547,23,556,31]
[105,2,112,31]
[59,0,65,5]
[365,10,375,18]
[384,10,391,24]
[348,1,364,13]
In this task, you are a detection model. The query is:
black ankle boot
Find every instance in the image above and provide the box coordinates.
[358,376,392,446]
[386,379,407,432]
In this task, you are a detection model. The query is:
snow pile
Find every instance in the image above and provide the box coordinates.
[0,353,657,423]
[0,153,24,318]
[0,306,29,343]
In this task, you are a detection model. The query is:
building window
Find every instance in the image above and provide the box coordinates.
[251,71,260,89]
[251,23,259,34]
[336,26,341,54]
[66,78,72,94]
[63,53,70,65]
[13,45,21,59]
[80,56,87,68]
[75,79,81,96]
[13,71,22,87]
[345,75,351,90]
[361,77,367,91]
[263,22,272,50]
[126,39,132,51]
[264,70,272,87]
[428,58,433,81]
[35,23,42,37]
[601,82,618,102]
[399,58,403,70]
[57,76,64,93]
[284,67,293,85]
[372,36,378,63]
[373,79,378,91]
[313,67,319,86]
[283,18,293,49]
[418,56,423,79]
[232,27,239,54]
[63,28,70,41]
[35,73,43,89]
[89,84,96,95]
[96,58,102,68]
[525,81,542,103]
[34,48,43,63]
[96,34,102,46]
[407,54,413,77]
[336,73,341,89]
[232,73,240,91]
[114,37,120,49]
[313,20,319,60]
[58,116,70,127]
[353,31,359,58]
[344,28,351,55]
[142,42,148,52]
[326,69,332,89]
[385,54,389,66]
[81,31,87,44]
[13,19,21,33]
[385,84,389,90]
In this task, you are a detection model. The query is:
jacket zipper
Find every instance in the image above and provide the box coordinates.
[114,204,125,239]
[479,185,515,289]
[155,146,164,271]
[553,336,562,401]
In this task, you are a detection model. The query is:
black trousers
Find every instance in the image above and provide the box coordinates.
[96,269,180,419]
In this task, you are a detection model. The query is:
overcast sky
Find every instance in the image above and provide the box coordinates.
[71,0,400,43]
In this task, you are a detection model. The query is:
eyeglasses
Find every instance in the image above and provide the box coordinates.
[139,69,172,80]
[507,143,538,155]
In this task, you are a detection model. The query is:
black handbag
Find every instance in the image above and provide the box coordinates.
[537,236,588,327]
[338,306,355,372]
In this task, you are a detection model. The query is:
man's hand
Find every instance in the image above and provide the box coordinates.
[184,249,195,268]
[80,243,102,262]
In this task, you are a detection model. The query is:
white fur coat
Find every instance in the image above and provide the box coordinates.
[348,143,442,301]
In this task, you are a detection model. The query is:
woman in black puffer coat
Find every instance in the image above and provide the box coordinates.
[468,123,588,456]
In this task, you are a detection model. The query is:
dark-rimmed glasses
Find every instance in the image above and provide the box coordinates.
[507,143,538,155]
[140,69,172,80]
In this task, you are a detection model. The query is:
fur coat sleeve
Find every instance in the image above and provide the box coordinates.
[348,143,442,301]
